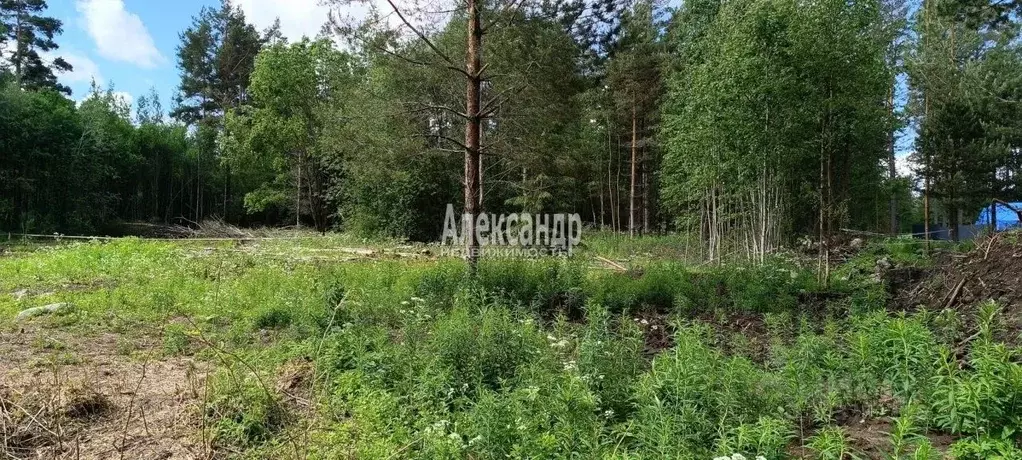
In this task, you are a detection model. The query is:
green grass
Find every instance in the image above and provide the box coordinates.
[2,235,1020,458]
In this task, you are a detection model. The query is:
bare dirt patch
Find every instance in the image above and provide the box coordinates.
[0,327,207,459]
[899,233,1022,341]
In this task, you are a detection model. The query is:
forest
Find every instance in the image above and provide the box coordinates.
[5,0,1022,459]
[1,0,1018,254]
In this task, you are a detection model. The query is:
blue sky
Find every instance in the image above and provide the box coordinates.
[46,0,337,111]
[48,0,213,109]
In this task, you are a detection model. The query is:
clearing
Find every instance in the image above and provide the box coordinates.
[1,233,1020,459]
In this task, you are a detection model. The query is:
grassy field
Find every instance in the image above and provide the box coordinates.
[1,234,1020,459]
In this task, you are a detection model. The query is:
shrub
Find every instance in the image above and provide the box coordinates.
[931,341,1022,436]
[204,371,288,449]
[714,416,795,460]
[849,312,939,401]
[162,323,191,355]
[949,434,1022,460]
[575,303,645,420]
[807,426,857,460]
[430,301,548,396]
[630,326,783,457]
[252,306,293,330]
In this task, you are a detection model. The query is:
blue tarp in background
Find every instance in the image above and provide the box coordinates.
[975,202,1022,231]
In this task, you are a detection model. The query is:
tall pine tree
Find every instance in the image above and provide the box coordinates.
[0,0,71,94]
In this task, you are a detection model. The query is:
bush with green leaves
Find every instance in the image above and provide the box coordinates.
[807,426,858,460]
[949,433,1022,460]
[630,325,785,457]
[714,416,795,459]
[204,370,289,449]
[931,341,1022,436]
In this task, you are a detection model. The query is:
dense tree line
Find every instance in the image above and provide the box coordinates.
[2,0,1022,257]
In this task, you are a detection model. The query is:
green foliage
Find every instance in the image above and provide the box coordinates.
[949,433,1022,460]
[630,326,783,457]
[907,1,1022,238]
[661,0,897,254]
[575,303,645,420]
[0,0,72,94]
[222,39,358,229]
[930,340,1022,436]
[9,231,1022,459]
[431,302,547,395]
[850,312,940,400]
[205,370,288,449]
[807,426,860,460]
[714,416,794,459]
[162,323,191,356]
[0,79,204,233]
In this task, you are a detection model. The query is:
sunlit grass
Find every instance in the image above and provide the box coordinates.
[2,234,1019,458]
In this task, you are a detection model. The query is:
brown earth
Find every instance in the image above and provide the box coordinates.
[0,326,208,459]
[897,233,1022,342]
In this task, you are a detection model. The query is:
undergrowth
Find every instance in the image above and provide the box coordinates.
[2,238,1021,458]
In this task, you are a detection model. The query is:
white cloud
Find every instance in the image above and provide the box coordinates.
[41,51,104,85]
[895,153,916,178]
[232,0,333,41]
[111,91,134,108]
[76,0,165,68]
[231,0,439,43]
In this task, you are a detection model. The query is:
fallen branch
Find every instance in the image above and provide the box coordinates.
[945,278,967,309]
[984,234,998,260]
[595,256,628,272]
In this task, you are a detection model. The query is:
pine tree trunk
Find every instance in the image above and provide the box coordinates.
[642,141,650,234]
[464,0,483,272]
[887,87,898,234]
[629,104,638,239]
